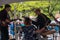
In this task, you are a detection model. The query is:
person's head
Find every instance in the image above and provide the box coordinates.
[34,8,41,15]
[23,17,31,25]
[4,4,11,11]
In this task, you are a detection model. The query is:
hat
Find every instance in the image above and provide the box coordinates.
[57,18,60,22]
[50,20,56,24]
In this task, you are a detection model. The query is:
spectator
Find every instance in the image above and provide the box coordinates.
[21,17,36,40]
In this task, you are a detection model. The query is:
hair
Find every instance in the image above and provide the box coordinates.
[24,17,31,25]
[34,8,41,12]
[5,4,11,8]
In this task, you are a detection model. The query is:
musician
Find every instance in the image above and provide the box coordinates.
[0,4,11,40]
[32,8,51,40]
[21,17,36,40]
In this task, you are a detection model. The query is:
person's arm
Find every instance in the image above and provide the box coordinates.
[42,30,56,36]
[0,11,7,26]
[35,27,45,33]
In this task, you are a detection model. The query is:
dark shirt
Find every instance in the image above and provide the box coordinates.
[32,14,51,29]
[22,25,36,38]
[0,9,10,21]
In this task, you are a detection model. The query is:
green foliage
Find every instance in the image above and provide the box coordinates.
[0,1,60,20]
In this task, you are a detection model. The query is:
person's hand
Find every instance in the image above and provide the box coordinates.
[36,30,40,33]
[1,21,6,26]
[5,19,10,23]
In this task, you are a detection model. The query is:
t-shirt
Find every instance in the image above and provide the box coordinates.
[9,22,15,36]
[22,25,36,38]
[32,14,51,29]
[0,9,10,21]
[48,26,59,32]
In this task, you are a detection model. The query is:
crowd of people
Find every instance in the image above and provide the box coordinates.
[0,4,60,40]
